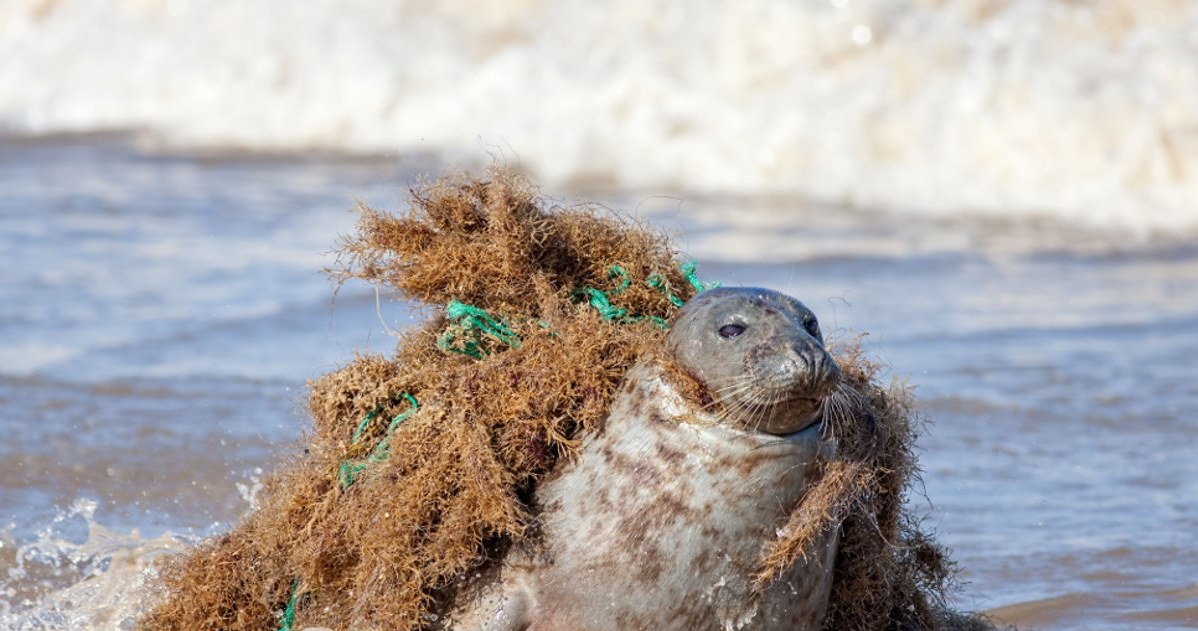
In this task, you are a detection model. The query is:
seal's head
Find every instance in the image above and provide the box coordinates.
[667,287,841,435]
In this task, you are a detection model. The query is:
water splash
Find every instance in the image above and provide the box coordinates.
[0,499,190,631]
[235,467,266,511]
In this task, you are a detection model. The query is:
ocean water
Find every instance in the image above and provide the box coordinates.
[2,137,1196,630]
[2,1,1197,629]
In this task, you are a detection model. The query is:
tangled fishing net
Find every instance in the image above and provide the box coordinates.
[141,168,995,631]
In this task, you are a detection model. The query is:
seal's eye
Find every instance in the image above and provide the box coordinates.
[803,317,820,338]
[718,324,746,339]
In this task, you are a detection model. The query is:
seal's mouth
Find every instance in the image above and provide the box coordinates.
[779,396,825,435]
[790,409,825,436]
[725,393,827,436]
[784,394,823,413]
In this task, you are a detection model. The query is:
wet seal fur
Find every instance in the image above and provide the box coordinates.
[448,287,843,630]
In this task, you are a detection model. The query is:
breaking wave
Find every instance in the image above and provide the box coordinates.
[2,0,1196,232]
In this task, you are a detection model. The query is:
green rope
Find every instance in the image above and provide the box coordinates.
[607,264,632,294]
[647,315,670,330]
[646,273,686,308]
[573,286,631,322]
[278,580,300,631]
[648,260,719,308]
[350,408,381,444]
[681,259,720,292]
[579,261,718,324]
[338,460,368,489]
[340,393,420,488]
[437,300,521,359]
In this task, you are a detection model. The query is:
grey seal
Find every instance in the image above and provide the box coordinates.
[447,287,843,630]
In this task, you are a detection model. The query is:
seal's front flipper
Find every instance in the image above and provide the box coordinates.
[477,586,531,631]
[449,570,534,631]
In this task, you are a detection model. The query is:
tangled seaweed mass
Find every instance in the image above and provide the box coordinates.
[141,169,995,630]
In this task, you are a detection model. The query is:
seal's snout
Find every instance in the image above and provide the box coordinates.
[797,337,841,390]
[787,336,837,380]
[753,334,840,406]
[755,336,835,390]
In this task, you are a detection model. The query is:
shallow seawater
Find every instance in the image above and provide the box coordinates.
[1,139,1196,629]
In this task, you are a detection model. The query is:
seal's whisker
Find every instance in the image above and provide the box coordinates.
[736,390,764,431]
[710,379,757,409]
[724,395,757,426]
[820,397,836,442]
[715,383,757,403]
[711,374,755,389]
[700,377,760,417]
[713,378,758,397]
[821,394,842,442]
[734,390,768,428]
[711,379,762,423]
[758,392,784,433]
[820,382,863,442]
[745,389,784,433]
[712,391,750,425]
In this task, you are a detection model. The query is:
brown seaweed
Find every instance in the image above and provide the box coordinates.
[140,168,995,631]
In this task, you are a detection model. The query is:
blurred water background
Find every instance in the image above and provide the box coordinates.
[1,1,1197,629]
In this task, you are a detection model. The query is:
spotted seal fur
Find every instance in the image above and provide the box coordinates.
[447,287,842,630]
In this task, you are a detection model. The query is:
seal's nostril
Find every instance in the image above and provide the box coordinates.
[792,340,820,370]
